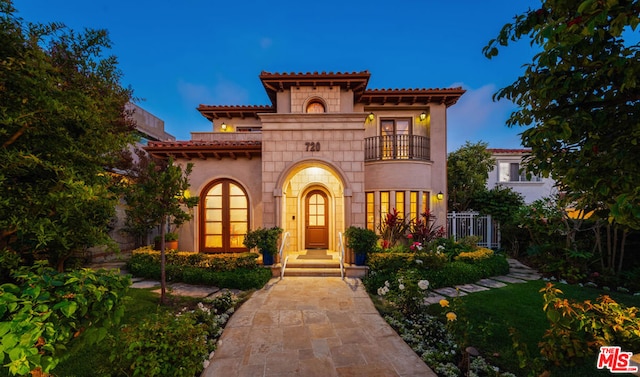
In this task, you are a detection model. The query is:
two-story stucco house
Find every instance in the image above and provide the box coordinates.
[145,71,464,261]
[486,148,557,204]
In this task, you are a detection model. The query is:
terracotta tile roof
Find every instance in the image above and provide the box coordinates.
[145,140,261,160]
[259,71,371,104]
[487,148,532,154]
[197,105,274,121]
[360,87,465,107]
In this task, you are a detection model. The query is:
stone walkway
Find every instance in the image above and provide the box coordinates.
[201,277,436,377]
[88,256,540,377]
[425,259,541,304]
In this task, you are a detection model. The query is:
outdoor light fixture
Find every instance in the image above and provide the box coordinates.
[420,111,427,121]
[368,112,375,122]
[437,191,444,200]
[221,122,227,131]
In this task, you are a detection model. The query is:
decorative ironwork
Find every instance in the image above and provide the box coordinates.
[364,135,431,161]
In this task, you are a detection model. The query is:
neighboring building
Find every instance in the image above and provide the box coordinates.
[145,71,464,254]
[108,104,175,252]
[126,103,176,145]
[486,148,556,204]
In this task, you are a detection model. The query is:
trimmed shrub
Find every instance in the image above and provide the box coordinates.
[126,248,271,290]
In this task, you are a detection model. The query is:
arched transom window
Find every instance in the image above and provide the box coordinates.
[200,179,249,252]
[306,101,325,113]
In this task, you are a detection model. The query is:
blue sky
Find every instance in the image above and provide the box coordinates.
[15,0,541,151]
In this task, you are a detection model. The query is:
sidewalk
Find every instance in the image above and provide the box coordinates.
[201,277,437,377]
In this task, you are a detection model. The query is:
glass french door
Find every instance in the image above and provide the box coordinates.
[201,180,248,252]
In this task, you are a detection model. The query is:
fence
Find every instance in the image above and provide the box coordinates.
[447,211,500,249]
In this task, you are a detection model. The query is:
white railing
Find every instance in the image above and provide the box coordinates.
[279,231,290,280]
[447,212,500,249]
[338,232,345,280]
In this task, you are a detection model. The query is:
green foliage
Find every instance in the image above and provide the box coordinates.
[113,292,239,377]
[243,227,283,256]
[447,141,495,212]
[126,249,271,290]
[344,226,379,255]
[484,0,640,230]
[472,186,525,225]
[364,251,509,293]
[379,208,409,248]
[0,263,130,376]
[539,283,640,367]
[123,152,199,246]
[0,2,136,270]
[408,211,446,245]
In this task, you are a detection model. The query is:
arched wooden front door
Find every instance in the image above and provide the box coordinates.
[305,190,328,249]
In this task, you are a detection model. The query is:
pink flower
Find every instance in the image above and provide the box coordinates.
[407,234,413,239]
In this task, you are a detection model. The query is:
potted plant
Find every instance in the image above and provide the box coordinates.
[154,232,179,251]
[344,226,379,266]
[243,227,283,266]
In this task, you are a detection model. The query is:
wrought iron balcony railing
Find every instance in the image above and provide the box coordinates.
[364,135,431,161]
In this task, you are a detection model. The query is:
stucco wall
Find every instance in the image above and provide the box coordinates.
[174,157,263,252]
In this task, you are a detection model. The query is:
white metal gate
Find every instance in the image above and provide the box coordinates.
[447,211,500,249]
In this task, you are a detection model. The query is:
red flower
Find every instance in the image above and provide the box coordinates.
[407,234,413,239]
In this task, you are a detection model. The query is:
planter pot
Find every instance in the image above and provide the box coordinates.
[354,252,367,266]
[262,252,275,266]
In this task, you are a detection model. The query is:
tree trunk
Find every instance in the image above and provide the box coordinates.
[160,215,167,305]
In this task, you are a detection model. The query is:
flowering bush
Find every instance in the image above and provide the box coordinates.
[375,270,431,316]
[539,283,640,367]
[385,312,459,375]
[454,248,494,262]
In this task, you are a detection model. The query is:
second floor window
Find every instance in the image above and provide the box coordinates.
[499,162,542,182]
[381,119,411,159]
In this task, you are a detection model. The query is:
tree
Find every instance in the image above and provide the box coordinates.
[447,141,495,212]
[0,1,135,272]
[483,0,640,230]
[124,155,198,304]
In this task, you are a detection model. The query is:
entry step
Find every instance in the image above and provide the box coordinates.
[284,267,342,277]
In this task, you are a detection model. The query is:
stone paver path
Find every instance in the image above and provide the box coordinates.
[201,277,437,377]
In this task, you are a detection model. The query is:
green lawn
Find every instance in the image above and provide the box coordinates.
[428,280,640,377]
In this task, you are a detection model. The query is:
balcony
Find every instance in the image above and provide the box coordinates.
[364,135,430,161]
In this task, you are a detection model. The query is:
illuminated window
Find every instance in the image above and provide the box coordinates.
[366,192,375,231]
[395,191,405,219]
[306,101,325,113]
[200,179,249,252]
[422,192,429,214]
[380,191,390,228]
[381,119,411,159]
[409,191,418,221]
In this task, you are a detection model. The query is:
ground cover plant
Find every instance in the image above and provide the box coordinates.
[126,247,272,290]
[0,287,245,377]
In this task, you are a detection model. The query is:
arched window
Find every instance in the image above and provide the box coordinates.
[200,179,249,252]
[306,100,325,113]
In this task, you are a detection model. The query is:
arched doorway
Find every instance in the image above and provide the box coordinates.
[305,190,328,249]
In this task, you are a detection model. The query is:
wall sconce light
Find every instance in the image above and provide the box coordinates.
[436,191,444,200]
[221,122,227,131]
[368,112,375,122]
[420,111,427,121]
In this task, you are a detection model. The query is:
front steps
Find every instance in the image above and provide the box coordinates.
[269,259,368,278]
[284,261,342,277]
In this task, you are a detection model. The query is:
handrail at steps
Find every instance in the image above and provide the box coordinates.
[279,231,290,280]
[338,232,345,280]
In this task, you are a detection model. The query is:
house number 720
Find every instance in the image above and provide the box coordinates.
[305,142,320,152]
